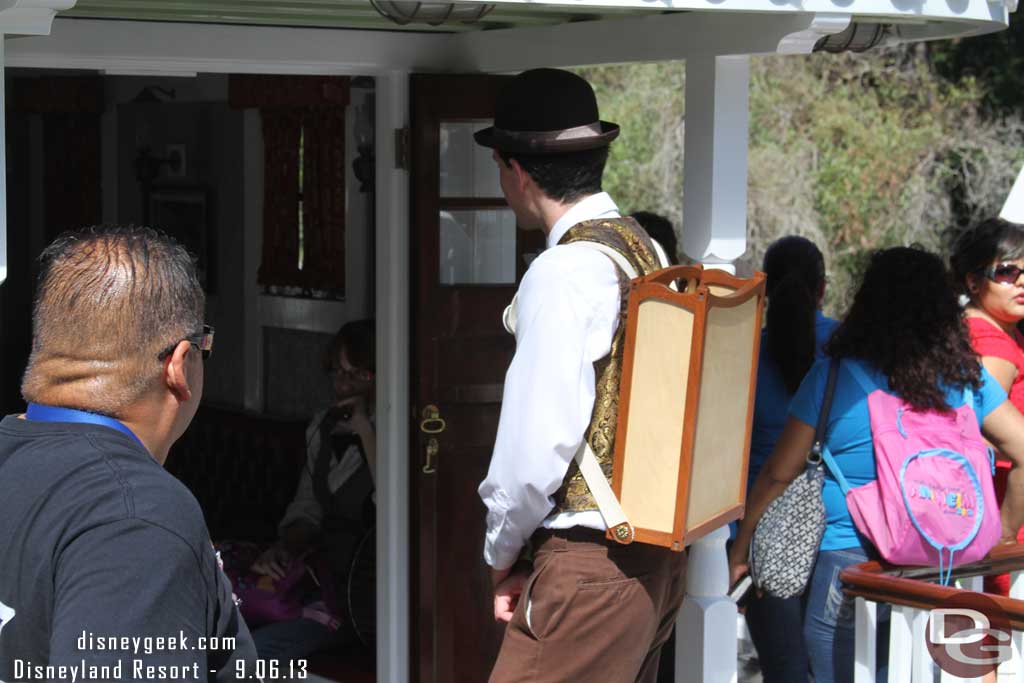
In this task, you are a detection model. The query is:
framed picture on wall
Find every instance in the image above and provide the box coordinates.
[149,187,214,293]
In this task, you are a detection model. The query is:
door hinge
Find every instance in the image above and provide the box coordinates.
[394,127,410,170]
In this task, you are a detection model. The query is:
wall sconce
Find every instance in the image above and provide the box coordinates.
[370,0,494,26]
[132,86,177,104]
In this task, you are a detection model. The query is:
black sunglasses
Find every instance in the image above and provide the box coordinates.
[157,325,215,361]
[981,263,1024,286]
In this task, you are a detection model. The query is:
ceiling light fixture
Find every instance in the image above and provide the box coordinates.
[369,0,494,26]
[814,22,893,53]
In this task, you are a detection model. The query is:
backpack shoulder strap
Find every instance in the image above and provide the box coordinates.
[962,383,976,412]
[572,241,640,279]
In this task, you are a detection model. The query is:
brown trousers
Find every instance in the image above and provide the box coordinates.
[490,528,688,683]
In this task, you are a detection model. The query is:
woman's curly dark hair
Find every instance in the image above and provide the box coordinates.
[825,246,981,411]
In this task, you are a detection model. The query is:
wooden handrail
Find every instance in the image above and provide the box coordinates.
[840,544,1024,629]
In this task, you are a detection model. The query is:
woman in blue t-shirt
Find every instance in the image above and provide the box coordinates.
[744,236,837,683]
[729,246,1024,683]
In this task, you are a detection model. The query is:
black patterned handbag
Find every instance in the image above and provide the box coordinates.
[749,359,839,599]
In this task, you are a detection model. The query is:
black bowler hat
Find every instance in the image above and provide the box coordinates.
[474,68,619,155]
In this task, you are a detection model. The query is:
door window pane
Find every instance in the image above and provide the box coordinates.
[440,210,516,285]
[440,122,502,198]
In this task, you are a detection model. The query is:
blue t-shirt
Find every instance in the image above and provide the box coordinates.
[789,358,1007,551]
[747,311,839,490]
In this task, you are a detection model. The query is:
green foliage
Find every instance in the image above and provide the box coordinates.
[573,62,685,222]
[929,14,1024,115]
[573,44,1024,316]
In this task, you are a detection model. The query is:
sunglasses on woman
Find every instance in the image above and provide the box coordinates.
[980,263,1024,286]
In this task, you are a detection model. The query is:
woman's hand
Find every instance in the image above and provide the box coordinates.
[732,417,817,570]
[250,544,293,581]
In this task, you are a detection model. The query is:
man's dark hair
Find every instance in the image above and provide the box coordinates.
[630,212,678,265]
[326,319,376,374]
[22,226,204,415]
[498,147,609,204]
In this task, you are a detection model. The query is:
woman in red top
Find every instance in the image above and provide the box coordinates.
[951,217,1024,594]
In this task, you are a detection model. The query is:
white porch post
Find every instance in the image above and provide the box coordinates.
[681,55,750,273]
[1001,165,1024,224]
[0,35,6,287]
[375,69,411,683]
[0,0,77,289]
[677,54,750,683]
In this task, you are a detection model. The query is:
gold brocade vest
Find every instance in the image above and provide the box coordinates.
[551,217,663,514]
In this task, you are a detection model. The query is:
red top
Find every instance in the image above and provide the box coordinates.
[968,316,1024,471]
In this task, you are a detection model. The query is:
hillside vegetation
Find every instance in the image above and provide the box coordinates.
[576,20,1024,314]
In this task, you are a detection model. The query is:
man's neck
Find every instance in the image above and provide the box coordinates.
[118,399,182,466]
[539,197,582,237]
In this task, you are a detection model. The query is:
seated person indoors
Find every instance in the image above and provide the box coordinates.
[247,319,377,661]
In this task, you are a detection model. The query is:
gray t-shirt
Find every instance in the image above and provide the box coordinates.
[0,415,258,682]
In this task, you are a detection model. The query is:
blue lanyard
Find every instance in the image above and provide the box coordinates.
[25,403,145,450]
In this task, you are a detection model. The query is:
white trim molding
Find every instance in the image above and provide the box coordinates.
[0,36,5,287]
[6,17,458,74]
[375,69,411,683]
[0,0,75,35]
[777,12,852,54]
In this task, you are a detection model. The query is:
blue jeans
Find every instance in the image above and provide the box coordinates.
[804,548,889,683]
[745,593,810,682]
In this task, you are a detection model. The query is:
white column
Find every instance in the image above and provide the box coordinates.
[241,109,264,411]
[681,55,750,271]
[677,525,737,682]
[1001,165,1024,224]
[375,68,410,683]
[676,55,751,683]
[0,2,77,282]
[0,35,6,286]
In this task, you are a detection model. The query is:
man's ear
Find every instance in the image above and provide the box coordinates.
[164,340,193,403]
[509,158,531,193]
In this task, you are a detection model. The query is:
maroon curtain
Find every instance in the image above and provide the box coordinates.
[301,106,346,290]
[231,75,350,293]
[258,109,303,288]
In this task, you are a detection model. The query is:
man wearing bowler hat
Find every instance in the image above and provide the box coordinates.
[476,68,686,682]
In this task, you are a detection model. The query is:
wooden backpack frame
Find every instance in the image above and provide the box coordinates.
[605,265,766,551]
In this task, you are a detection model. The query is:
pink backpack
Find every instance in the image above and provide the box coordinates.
[822,362,1001,584]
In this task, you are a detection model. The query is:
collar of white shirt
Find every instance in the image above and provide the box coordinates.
[545,192,621,250]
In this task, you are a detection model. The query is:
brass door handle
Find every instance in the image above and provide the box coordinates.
[420,404,446,434]
[423,437,439,474]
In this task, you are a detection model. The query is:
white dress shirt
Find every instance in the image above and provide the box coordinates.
[478,192,624,570]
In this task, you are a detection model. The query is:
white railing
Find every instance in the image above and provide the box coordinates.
[843,545,1024,683]
[676,527,738,683]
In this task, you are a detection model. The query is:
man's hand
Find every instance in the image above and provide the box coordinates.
[250,544,293,581]
[492,566,530,623]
